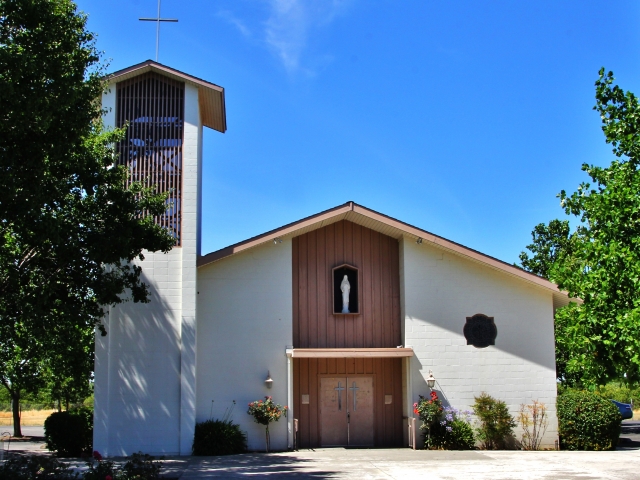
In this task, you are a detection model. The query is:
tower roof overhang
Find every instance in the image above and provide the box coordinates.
[106,60,226,133]
[198,201,575,310]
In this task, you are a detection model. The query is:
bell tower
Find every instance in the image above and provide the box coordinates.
[93,60,226,456]
[115,72,186,242]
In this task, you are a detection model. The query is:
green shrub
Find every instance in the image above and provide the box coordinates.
[192,419,247,456]
[82,452,162,480]
[595,382,639,406]
[427,407,475,450]
[82,455,117,480]
[44,407,93,457]
[414,391,443,435]
[120,452,162,479]
[557,389,621,450]
[0,455,76,480]
[472,392,516,449]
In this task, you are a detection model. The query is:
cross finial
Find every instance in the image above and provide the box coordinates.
[139,0,178,62]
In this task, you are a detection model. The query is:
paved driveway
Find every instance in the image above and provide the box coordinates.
[5,424,640,479]
[160,448,640,479]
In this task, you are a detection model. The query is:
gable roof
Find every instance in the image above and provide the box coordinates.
[198,201,572,308]
[106,60,226,133]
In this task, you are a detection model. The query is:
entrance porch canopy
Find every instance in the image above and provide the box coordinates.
[287,348,414,358]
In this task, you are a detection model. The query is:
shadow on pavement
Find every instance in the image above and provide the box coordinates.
[163,453,338,479]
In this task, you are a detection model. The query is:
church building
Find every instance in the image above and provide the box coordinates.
[94,60,567,456]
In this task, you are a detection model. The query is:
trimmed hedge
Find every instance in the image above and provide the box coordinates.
[44,407,93,457]
[192,419,247,456]
[557,390,621,450]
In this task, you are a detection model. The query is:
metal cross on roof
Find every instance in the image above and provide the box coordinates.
[139,0,178,62]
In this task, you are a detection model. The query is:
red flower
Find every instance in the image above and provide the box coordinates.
[430,391,438,401]
[105,476,112,480]
[414,408,419,415]
[93,451,102,461]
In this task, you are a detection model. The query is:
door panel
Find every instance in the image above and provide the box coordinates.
[320,377,348,446]
[347,377,374,446]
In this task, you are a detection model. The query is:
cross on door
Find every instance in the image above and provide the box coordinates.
[349,381,359,410]
[334,382,345,410]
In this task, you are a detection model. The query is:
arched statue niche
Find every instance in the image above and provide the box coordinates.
[332,264,359,315]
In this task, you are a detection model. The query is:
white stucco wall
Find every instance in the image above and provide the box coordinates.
[401,237,559,448]
[196,239,293,452]
[94,82,201,456]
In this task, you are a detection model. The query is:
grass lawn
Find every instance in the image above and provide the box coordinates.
[0,409,56,426]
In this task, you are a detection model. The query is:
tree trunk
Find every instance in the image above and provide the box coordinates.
[65,396,69,412]
[57,398,61,412]
[11,390,22,438]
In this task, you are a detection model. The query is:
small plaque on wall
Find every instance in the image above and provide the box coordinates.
[301,394,310,405]
[385,394,393,405]
[463,313,497,348]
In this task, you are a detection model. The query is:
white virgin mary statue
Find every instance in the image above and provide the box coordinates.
[340,275,351,313]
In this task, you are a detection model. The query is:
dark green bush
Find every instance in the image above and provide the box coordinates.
[120,452,162,479]
[83,452,162,480]
[81,457,117,480]
[427,407,476,450]
[0,455,76,480]
[192,419,247,456]
[557,389,621,450]
[44,407,93,457]
[473,392,516,449]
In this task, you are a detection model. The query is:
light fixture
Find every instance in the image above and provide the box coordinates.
[273,238,282,245]
[426,370,436,389]
[416,237,423,245]
[265,371,273,388]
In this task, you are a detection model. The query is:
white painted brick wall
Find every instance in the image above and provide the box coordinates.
[94,81,201,456]
[196,240,293,452]
[401,237,559,449]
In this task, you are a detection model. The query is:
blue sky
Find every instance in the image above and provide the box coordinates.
[76,0,640,264]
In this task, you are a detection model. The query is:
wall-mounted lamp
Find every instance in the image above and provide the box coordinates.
[416,237,423,245]
[265,371,273,388]
[426,370,436,389]
[273,238,282,245]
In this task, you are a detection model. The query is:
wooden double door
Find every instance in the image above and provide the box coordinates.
[319,376,374,446]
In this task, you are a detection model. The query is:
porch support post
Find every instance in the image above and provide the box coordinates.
[286,347,294,450]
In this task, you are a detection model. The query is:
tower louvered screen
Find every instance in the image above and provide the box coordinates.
[116,72,185,245]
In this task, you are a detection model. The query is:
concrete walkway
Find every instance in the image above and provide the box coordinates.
[5,425,640,479]
[158,448,640,479]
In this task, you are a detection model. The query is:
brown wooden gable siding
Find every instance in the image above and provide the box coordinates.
[293,220,401,349]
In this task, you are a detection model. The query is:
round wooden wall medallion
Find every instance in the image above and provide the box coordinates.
[463,314,497,348]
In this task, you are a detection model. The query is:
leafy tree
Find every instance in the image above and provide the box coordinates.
[538,69,640,387]
[0,0,175,436]
[518,219,571,279]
